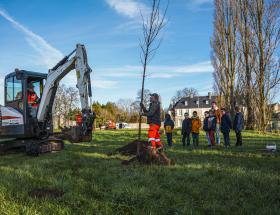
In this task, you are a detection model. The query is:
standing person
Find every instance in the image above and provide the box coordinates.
[141,93,171,165]
[233,106,244,147]
[181,112,192,147]
[208,110,217,146]
[164,113,175,147]
[211,101,222,145]
[203,111,211,147]
[191,111,201,146]
[220,108,232,147]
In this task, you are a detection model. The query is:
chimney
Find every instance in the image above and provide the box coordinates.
[208,92,212,99]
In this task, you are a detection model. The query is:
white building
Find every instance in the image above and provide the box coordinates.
[169,93,217,128]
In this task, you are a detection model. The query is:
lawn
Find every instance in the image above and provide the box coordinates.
[0,130,279,215]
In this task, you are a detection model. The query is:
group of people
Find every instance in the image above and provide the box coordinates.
[140,93,244,163]
[164,101,244,148]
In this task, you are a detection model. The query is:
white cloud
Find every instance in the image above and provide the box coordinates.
[96,61,213,78]
[91,80,118,89]
[188,0,213,12]
[59,70,118,90]
[105,0,149,19]
[105,0,168,33]
[0,9,63,68]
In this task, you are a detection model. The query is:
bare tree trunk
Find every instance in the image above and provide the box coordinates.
[138,48,148,141]
[238,0,255,129]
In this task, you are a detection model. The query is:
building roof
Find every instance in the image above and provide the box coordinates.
[173,95,218,109]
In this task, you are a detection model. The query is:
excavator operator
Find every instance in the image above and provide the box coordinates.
[27,82,39,117]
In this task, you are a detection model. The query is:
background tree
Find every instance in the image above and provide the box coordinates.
[136,89,151,108]
[211,0,280,131]
[171,87,198,104]
[53,84,79,127]
[249,0,280,131]
[237,0,256,129]
[138,0,169,141]
[211,0,239,117]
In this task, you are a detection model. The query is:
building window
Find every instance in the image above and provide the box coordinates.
[176,109,182,116]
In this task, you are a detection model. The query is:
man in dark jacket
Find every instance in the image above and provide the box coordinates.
[203,111,211,146]
[233,106,244,146]
[181,112,192,147]
[220,108,232,147]
[141,93,171,165]
[164,114,175,147]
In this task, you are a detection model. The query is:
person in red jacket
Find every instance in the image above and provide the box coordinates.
[141,93,171,165]
[27,82,39,117]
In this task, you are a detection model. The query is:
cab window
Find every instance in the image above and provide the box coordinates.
[5,76,22,102]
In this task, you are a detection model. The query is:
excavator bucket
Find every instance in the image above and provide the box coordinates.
[60,126,92,143]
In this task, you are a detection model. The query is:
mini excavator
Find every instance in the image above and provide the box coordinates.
[0,44,95,154]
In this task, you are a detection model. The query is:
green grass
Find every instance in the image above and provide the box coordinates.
[0,130,280,215]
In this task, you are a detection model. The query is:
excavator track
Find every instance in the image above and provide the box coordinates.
[0,135,64,156]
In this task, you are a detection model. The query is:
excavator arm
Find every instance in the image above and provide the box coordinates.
[37,44,93,135]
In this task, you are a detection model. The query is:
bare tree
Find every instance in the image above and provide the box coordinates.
[237,0,256,129]
[212,0,280,131]
[137,89,151,108]
[211,0,239,118]
[53,85,79,127]
[171,87,199,104]
[249,0,280,131]
[117,99,134,114]
[138,0,169,142]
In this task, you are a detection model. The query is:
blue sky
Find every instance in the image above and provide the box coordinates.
[0,0,214,108]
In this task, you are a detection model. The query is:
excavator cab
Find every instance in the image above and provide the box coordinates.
[1,70,47,138]
[1,44,94,151]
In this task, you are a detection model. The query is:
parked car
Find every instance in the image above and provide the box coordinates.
[117,122,132,129]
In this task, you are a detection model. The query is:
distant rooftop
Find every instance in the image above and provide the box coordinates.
[172,93,217,109]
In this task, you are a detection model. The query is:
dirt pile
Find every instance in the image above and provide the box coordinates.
[113,140,172,165]
[115,140,149,156]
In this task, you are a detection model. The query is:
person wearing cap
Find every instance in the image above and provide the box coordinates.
[211,101,222,145]
[141,93,170,164]
[27,82,39,117]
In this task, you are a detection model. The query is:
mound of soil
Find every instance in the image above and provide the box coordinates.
[114,140,172,165]
[115,140,149,156]
[29,188,64,199]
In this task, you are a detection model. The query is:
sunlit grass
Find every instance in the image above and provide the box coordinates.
[0,130,279,214]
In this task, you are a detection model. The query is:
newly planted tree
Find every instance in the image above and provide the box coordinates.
[137,0,169,149]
